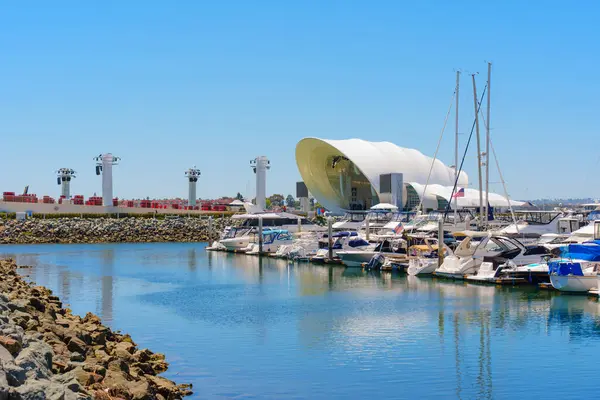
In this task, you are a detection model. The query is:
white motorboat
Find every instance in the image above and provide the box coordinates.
[337,236,407,267]
[494,260,552,284]
[310,231,371,262]
[273,232,320,260]
[462,234,550,282]
[495,211,564,238]
[549,261,599,292]
[244,229,295,255]
[406,238,447,276]
[435,231,540,279]
[561,210,600,243]
[548,240,600,292]
[218,211,325,251]
[358,204,401,239]
[219,227,256,251]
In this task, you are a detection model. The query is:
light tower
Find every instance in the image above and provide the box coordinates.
[93,153,120,207]
[250,156,270,210]
[56,168,76,200]
[185,166,201,206]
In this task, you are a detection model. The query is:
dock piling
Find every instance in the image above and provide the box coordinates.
[258,216,264,254]
[327,217,333,261]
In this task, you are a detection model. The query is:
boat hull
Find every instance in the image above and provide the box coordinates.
[503,270,550,284]
[550,275,597,292]
[434,256,480,280]
[219,237,251,251]
[407,259,438,276]
[337,251,375,267]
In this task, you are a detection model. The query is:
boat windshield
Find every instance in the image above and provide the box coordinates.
[366,210,395,223]
[276,231,293,241]
[224,227,253,239]
[392,212,416,223]
[342,211,367,222]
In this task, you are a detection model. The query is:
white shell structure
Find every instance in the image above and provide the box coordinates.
[295,138,468,213]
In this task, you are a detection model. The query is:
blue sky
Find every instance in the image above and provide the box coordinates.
[1,1,598,201]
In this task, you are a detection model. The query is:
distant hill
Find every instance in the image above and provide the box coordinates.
[523,198,598,206]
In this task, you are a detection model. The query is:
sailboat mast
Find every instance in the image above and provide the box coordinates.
[471,74,484,228]
[454,71,460,225]
[485,62,492,227]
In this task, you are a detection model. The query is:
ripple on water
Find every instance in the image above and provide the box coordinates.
[3,243,600,399]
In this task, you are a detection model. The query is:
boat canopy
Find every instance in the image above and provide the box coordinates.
[370,203,399,211]
[559,242,600,261]
[587,210,600,221]
[548,261,585,276]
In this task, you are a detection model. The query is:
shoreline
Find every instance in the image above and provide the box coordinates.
[0,217,230,245]
[0,258,192,399]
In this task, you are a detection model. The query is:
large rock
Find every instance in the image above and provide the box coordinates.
[0,336,21,356]
[14,379,81,400]
[15,340,53,380]
[0,368,9,400]
[66,337,86,355]
[146,375,178,398]
[28,297,46,313]
[7,299,29,313]
[102,369,131,397]
[113,341,135,360]
[129,378,153,400]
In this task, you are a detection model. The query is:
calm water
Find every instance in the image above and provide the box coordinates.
[1,242,599,399]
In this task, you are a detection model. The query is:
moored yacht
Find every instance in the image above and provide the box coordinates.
[466,236,551,283]
[218,211,325,251]
[495,211,564,238]
[245,229,295,255]
[549,241,600,292]
[359,203,400,239]
[406,238,448,276]
[337,235,407,267]
[310,231,371,262]
[435,232,544,280]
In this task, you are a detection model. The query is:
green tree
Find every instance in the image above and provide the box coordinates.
[269,194,285,207]
[265,198,272,209]
[285,194,295,208]
[235,192,244,201]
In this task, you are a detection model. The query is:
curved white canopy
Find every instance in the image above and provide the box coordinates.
[296,138,468,212]
[407,182,526,209]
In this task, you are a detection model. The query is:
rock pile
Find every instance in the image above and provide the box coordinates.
[0,259,192,399]
[0,217,231,244]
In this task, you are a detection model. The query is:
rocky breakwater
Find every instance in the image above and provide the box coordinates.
[0,217,231,244]
[0,259,192,399]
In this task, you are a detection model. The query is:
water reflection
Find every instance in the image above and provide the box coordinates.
[187,248,197,271]
[3,244,600,399]
[99,248,115,323]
